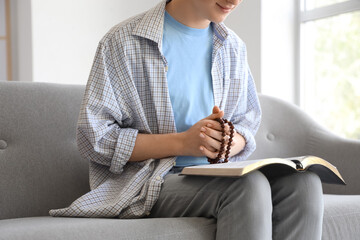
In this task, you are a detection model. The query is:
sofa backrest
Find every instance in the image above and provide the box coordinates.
[0,82,89,220]
[251,94,313,160]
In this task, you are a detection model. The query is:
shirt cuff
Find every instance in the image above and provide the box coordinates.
[231,124,256,161]
[110,128,139,174]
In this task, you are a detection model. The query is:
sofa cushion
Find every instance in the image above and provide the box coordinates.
[0,216,216,240]
[323,194,360,240]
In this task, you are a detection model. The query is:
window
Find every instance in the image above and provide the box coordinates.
[0,0,11,81]
[304,0,351,10]
[300,0,360,139]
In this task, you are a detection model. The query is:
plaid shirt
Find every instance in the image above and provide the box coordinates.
[49,0,261,219]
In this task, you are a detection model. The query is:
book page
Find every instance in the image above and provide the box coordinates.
[301,156,345,184]
[181,158,296,177]
[180,156,345,185]
[184,159,268,169]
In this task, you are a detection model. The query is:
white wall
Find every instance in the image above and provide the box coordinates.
[10,0,33,82]
[28,0,264,87]
[31,0,160,85]
[226,0,298,103]
[261,0,298,103]
[225,0,262,92]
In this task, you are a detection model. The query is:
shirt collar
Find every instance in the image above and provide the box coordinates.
[213,22,229,42]
[132,0,166,46]
[132,0,229,46]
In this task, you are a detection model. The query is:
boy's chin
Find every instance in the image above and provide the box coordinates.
[210,15,228,24]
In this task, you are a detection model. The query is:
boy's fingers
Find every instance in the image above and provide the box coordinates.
[199,146,218,159]
[205,110,224,120]
[205,120,221,131]
[202,126,226,142]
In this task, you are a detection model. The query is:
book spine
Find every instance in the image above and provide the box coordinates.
[291,160,304,170]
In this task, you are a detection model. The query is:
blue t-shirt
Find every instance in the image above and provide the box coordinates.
[162,11,214,167]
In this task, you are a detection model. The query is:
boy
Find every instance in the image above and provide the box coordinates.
[50,1,324,239]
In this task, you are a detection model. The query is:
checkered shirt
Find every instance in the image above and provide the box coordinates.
[49,0,261,219]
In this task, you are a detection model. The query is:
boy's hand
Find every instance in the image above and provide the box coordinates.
[199,106,245,159]
[180,106,224,157]
[180,106,245,159]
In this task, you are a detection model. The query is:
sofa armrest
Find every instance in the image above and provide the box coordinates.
[253,94,360,195]
[307,125,360,195]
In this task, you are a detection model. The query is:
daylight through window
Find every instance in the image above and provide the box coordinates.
[300,0,360,139]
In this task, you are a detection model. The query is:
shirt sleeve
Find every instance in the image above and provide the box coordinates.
[230,46,262,161]
[76,41,138,174]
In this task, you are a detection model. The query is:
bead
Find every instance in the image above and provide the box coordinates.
[208,118,235,164]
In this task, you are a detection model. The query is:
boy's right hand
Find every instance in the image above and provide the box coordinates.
[180,106,226,158]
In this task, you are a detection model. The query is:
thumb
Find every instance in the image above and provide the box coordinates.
[205,106,224,120]
[212,106,221,114]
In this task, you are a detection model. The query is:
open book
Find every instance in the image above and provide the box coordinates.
[180,156,345,185]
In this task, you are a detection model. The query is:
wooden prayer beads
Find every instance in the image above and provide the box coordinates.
[207,118,235,164]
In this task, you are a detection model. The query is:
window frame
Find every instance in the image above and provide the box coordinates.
[301,0,360,22]
[0,0,12,80]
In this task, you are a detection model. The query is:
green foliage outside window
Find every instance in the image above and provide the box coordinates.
[303,11,360,139]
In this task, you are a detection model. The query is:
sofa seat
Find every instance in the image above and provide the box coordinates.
[322,194,360,240]
[0,216,216,240]
[2,195,360,240]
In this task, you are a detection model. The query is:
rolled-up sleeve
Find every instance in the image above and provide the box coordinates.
[76,42,138,174]
[230,46,262,161]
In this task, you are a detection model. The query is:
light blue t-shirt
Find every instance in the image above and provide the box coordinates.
[162,11,214,167]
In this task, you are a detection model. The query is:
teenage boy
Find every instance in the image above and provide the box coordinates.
[50,1,324,239]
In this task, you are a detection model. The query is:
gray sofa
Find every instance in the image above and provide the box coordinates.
[0,81,360,240]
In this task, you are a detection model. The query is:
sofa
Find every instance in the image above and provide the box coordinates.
[0,81,360,240]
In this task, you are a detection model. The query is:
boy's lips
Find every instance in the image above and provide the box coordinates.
[216,3,234,13]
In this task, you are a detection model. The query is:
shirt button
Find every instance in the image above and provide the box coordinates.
[156,176,161,181]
